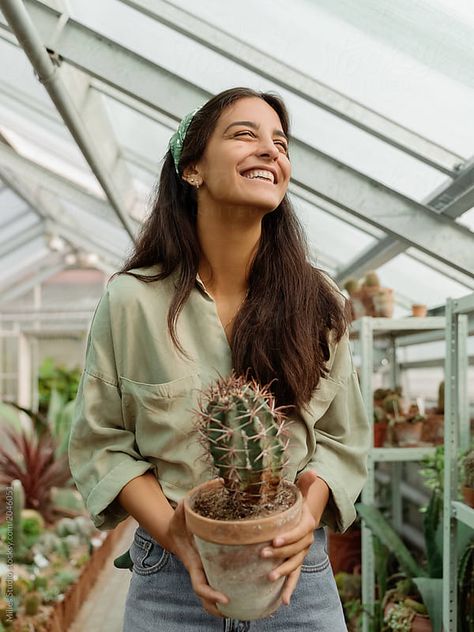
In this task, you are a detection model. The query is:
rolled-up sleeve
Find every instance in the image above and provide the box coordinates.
[68,290,154,531]
[299,330,370,533]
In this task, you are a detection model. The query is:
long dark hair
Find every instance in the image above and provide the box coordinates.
[119,87,350,411]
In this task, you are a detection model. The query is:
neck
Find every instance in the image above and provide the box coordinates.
[196,205,262,297]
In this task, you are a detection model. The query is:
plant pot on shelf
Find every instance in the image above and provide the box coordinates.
[184,478,302,621]
[372,288,394,318]
[384,601,433,632]
[328,528,361,574]
[421,414,444,445]
[374,421,388,447]
[462,486,474,508]
[411,304,428,318]
[392,420,424,447]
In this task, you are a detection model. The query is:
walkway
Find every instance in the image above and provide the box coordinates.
[69,517,137,632]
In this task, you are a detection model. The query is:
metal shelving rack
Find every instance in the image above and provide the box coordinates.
[443,293,473,631]
[350,316,446,632]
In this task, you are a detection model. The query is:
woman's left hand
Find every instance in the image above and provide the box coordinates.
[259,470,330,605]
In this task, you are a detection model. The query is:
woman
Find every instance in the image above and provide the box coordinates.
[69,87,369,631]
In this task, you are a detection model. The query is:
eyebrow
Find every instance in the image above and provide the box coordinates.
[223,120,288,140]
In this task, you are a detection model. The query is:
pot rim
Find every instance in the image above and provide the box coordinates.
[184,479,302,544]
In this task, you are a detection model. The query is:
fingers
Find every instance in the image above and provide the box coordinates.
[270,506,316,548]
[261,531,314,562]
[281,566,301,605]
[267,548,308,582]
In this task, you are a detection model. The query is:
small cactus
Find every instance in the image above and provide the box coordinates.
[194,372,290,507]
[464,450,474,489]
[437,380,445,414]
[24,591,41,616]
[363,271,381,287]
[11,479,25,561]
[383,393,402,416]
[343,278,359,296]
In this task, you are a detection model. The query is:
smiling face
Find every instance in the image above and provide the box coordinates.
[184,97,291,214]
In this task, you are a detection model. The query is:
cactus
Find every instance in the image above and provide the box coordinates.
[383,393,402,416]
[24,592,41,616]
[373,405,386,423]
[343,278,359,296]
[464,450,474,489]
[11,479,24,561]
[363,270,381,287]
[194,372,290,507]
[437,380,444,414]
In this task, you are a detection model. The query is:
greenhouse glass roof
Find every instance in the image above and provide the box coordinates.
[0,0,473,315]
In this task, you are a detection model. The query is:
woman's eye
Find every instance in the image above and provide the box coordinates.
[235,131,254,138]
[276,141,288,153]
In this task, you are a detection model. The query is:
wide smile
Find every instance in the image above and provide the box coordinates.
[239,168,278,185]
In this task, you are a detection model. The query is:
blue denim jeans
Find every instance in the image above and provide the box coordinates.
[122,524,347,631]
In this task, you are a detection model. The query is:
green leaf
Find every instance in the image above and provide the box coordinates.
[356,503,427,578]
[413,577,442,632]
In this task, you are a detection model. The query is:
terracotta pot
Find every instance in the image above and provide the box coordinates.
[463,485,474,508]
[374,422,388,447]
[421,414,444,445]
[184,479,302,621]
[372,288,394,318]
[392,420,423,447]
[411,304,427,317]
[328,528,361,574]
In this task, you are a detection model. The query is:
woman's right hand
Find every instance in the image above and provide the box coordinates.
[164,499,229,618]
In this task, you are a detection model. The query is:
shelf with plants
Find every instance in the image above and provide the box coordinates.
[349,314,448,632]
[443,292,474,632]
[0,359,120,631]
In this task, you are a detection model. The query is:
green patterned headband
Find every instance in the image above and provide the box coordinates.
[169,107,201,175]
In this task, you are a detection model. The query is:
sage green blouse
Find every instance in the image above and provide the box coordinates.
[68,266,369,534]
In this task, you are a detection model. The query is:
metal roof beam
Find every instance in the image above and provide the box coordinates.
[119,0,463,177]
[336,158,474,283]
[0,0,138,239]
[0,258,67,304]
[1,0,473,276]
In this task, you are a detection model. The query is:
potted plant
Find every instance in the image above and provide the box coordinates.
[421,381,444,445]
[360,271,394,318]
[344,278,365,321]
[411,304,427,318]
[183,372,302,621]
[462,449,474,508]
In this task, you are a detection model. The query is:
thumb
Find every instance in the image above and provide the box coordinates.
[296,470,319,498]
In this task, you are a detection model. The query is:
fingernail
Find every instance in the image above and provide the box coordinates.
[269,571,279,581]
[261,548,273,557]
[274,537,284,546]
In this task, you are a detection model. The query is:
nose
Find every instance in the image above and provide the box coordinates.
[256,135,280,160]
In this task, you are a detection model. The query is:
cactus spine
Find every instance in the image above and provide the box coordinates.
[11,479,24,561]
[194,373,289,507]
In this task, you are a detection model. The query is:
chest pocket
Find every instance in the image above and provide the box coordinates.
[119,373,201,460]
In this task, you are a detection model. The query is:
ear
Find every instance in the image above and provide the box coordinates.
[182,164,201,185]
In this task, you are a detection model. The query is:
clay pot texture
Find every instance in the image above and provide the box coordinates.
[328,528,361,574]
[462,485,474,508]
[373,421,388,447]
[184,479,302,621]
[411,304,428,317]
[393,420,423,447]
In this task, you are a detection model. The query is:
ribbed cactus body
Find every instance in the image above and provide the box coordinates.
[195,373,289,506]
[12,479,24,561]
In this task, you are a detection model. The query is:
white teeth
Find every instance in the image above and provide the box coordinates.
[242,169,275,183]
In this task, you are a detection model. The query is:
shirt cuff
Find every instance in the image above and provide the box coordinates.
[87,458,155,531]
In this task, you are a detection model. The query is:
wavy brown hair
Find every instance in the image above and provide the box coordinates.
[119,87,350,411]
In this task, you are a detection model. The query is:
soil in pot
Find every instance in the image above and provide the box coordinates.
[184,479,302,621]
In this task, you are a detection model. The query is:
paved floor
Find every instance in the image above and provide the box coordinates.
[69,518,137,632]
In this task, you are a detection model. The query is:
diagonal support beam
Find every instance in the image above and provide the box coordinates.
[119,0,463,177]
[0,0,138,240]
[1,0,473,276]
[0,258,67,303]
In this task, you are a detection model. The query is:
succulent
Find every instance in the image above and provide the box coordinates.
[363,270,381,287]
[55,517,78,538]
[437,380,445,414]
[343,278,359,296]
[24,591,41,616]
[194,372,290,507]
[464,450,474,489]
